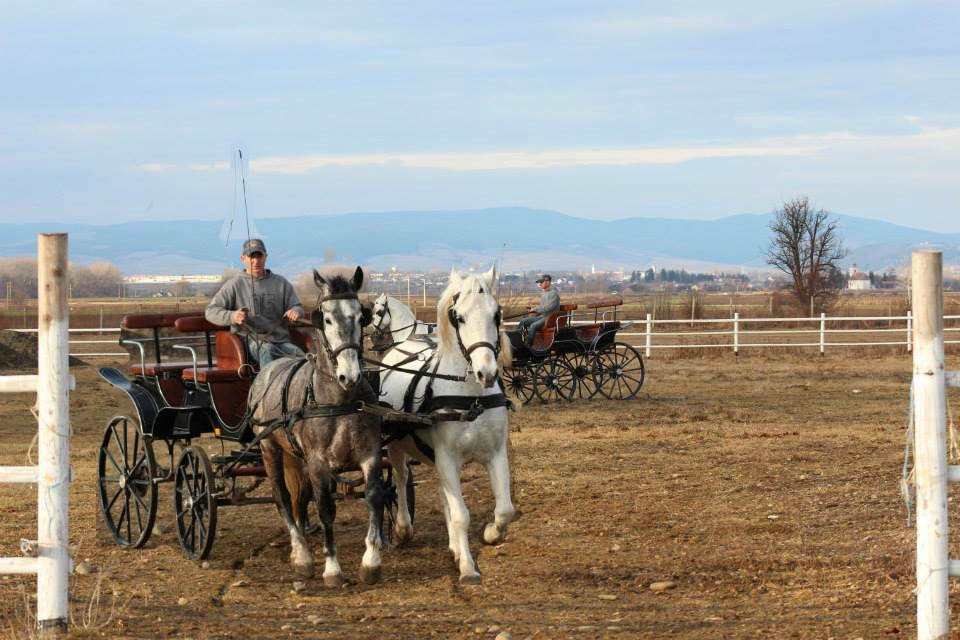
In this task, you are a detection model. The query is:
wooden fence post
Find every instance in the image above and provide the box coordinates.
[912,251,948,640]
[36,233,71,636]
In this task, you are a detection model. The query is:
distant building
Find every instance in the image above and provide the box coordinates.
[847,265,872,291]
[124,274,222,297]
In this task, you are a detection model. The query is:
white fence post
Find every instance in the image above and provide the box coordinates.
[733,312,739,356]
[36,233,71,635]
[645,313,652,358]
[907,309,913,353]
[912,251,948,640]
[819,312,826,355]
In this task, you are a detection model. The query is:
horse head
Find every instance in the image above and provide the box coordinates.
[311,266,370,390]
[371,292,391,332]
[438,264,502,389]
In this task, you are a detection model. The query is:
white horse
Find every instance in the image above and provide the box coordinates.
[369,293,432,351]
[379,265,515,585]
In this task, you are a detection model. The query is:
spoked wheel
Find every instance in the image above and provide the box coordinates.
[381,463,416,544]
[501,365,537,405]
[563,349,601,400]
[174,446,218,560]
[97,415,158,548]
[598,342,645,400]
[534,357,576,404]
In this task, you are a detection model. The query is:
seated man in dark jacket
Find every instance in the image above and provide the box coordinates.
[518,274,560,347]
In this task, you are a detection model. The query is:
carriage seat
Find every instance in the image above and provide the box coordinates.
[530,327,556,352]
[181,331,252,383]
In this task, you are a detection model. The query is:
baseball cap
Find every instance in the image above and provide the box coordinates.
[242,239,267,256]
[535,274,552,283]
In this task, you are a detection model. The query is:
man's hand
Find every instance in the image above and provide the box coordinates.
[233,308,248,325]
[284,308,302,323]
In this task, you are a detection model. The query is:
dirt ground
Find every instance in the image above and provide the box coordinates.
[1,350,958,639]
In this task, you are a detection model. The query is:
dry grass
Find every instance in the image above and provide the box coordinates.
[0,352,958,637]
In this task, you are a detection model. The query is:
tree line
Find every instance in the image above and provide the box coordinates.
[0,259,124,300]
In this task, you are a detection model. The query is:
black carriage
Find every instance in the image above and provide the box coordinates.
[97,312,415,560]
[500,298,645,404]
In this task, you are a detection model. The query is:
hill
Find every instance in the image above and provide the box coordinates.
[1,208,957,276]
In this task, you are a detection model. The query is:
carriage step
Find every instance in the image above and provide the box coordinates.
[211,449,262,465]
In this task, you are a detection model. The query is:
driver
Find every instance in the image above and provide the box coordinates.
[205,238,305,366]
[518,274,560,347]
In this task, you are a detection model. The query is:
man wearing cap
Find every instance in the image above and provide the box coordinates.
[518,274,560,347]
[205,238,305,366]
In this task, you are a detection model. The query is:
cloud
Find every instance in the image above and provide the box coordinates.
[135,127,960,175]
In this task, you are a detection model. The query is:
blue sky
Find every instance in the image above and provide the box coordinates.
[2,1,958,231]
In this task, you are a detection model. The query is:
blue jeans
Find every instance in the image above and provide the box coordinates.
[245,338,304,367]
[518,316,546,346]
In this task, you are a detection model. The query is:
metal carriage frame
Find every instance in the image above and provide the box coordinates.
[500,298,645,404]
[96,311,416,561]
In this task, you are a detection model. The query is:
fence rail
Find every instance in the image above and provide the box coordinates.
[9,312,960,359]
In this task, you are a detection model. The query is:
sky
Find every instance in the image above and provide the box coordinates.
[1,1,958,232]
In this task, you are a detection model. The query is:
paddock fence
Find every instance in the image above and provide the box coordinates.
[3,311,959,360]
[0,234,72,636]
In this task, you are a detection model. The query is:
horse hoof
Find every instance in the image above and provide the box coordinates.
[359,564,382,585]
[323,573,345,588]
[294,563,315,579]
[459,573,482,586]
[482,522,505,545]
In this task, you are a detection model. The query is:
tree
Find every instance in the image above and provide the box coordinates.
[766,196,846,315]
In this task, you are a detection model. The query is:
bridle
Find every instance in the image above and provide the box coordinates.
[313,292,372,364]
[372,298,392,340]
[446,291,502,362]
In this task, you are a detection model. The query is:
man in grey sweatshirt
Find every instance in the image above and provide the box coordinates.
[518,274,561,347]
[205,238,305,366]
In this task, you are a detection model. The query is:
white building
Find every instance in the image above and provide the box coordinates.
[847,265,872,291]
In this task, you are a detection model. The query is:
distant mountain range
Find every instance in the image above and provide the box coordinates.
[1,208,958,277]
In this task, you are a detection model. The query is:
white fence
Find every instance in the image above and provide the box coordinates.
[0,234,72,636]
[8,311,960,360]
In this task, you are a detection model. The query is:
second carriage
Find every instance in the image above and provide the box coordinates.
[500,298,645,404]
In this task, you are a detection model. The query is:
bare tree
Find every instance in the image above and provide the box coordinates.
[766,196,846,315]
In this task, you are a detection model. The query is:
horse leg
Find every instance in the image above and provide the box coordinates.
[358,452,384,585]
[261,440,314,578]
[306,461,344,587]
[283,452,310,532]
[482,448,515,545]
[435,452,481,585]
[387,442,414,544]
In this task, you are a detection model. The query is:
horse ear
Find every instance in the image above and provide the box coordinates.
[313,269,327,289]
[352,266,364,292]
[482,264,497,291]
[448,267,462,288]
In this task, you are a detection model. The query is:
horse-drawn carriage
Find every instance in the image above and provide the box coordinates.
[500,298,645,404]
[98,266,515,586]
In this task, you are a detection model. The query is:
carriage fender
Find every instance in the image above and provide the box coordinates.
[98,367,159,435]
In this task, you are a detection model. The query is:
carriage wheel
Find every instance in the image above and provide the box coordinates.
[97,415,158,548]
[598,342,645,400]
[562,350,601,400]
[501,365,536,405]
[174,446,218,560]
[534,357,576,404]
[382,463,416,544]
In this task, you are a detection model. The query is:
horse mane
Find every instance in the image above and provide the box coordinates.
[322,275,355,296]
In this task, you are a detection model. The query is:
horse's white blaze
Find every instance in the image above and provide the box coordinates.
[379,264,513,584]
[322,298,363,388]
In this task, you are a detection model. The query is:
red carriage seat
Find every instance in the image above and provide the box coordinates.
[123,311,209,407]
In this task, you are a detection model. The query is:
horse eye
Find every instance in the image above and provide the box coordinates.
[376,310,384,316]
[324,317,332,325]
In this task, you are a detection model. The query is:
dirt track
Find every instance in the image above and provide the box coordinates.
[0,352,956,638]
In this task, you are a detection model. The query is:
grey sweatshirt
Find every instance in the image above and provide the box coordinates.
[534,286,561,316]
[205,270,304,344]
